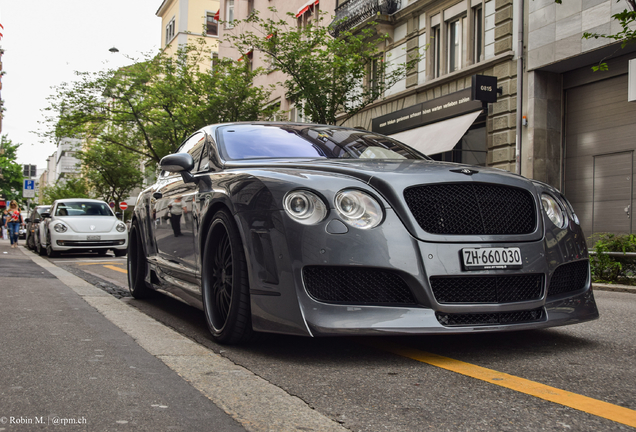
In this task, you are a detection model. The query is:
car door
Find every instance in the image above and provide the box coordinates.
[153,133,206,290]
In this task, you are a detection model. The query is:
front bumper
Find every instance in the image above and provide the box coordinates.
[247,208,598,336]
[51,232,128,251]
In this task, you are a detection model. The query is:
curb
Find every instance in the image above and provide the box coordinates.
[593,283,636,294]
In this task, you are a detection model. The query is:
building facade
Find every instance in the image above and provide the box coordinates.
[216,0,337,118]
[337,0,520,172]
[523,0,636,235]
[156,0,221,67]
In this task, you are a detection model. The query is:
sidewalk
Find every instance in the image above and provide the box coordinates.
[0,239,347,432]
[0,238,246,431]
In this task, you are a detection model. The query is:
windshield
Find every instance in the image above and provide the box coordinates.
[55,202,114,217]
[216,124,428,161]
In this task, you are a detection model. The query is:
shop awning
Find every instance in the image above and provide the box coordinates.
[389,110,482,156]
[296,0,319,17]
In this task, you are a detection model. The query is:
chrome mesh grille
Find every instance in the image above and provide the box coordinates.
[404,183,536,235]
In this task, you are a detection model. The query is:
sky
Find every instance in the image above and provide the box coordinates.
[1,0,162,173]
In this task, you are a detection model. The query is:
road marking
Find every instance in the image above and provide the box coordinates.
[78,262,122,266]
[103,265,127,274]
[368,340,636,428]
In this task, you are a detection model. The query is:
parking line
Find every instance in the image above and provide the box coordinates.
[78,262,122,266]
[368,340,636,428]
[103,265,127,274]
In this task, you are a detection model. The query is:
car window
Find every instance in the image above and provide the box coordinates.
[36,207,50,218]
[188,135,207,172]
[216,124,427,161]
[55,202,114,217]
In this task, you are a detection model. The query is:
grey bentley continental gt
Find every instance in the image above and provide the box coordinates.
[128,122,599,344]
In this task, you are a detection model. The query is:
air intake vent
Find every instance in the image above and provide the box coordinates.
[548,260,589,296]
[303,266,416,305]
[436,308,545,326]
[430,274,544,304]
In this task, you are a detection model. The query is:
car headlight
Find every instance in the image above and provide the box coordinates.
[283,190,328,225]
[560,194,580,225]
[335,189,383,229]
[116,222,127,232]
[54,223,68,233]
[541,193,566,228]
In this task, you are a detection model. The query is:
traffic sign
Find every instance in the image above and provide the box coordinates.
[119,202,128,210]
[23,179,35,198]
[109,201,115,208]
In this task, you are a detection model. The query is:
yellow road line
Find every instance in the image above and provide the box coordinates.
[103,264,127,274]
[78,262,121,266]
[367,340,636,428]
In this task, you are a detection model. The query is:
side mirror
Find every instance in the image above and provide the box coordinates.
[34,218,41,224]
[160,153,197,184]
[160,153,194,172]
[25,218,31,223]
[41,212,51,219]
[115,212,122,220]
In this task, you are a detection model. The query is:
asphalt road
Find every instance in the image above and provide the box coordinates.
[33,250,636,431]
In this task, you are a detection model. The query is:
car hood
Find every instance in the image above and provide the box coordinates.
[54,217,119,233]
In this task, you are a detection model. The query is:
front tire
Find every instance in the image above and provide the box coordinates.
[114,249,127,257]
[201,209,253,345]
[46,234,59,258]
[37,235,46,256]
[128,220,152,299]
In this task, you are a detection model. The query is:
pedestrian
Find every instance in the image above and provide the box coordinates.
[1,210,7,240]
[5,200,23,248]
[168,196,186,237]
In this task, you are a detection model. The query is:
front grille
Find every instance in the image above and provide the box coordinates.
[436,308,545,326]
[430,274,544,304]
[404,183,536,235]
[548,260,589,296]
[303,266,416,305]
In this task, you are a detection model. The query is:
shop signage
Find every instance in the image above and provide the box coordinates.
[372,75,497,136]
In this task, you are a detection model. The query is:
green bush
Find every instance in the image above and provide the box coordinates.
[589,233,636,284]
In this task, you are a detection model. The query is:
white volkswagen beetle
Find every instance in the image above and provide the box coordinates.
[39,199,128,258]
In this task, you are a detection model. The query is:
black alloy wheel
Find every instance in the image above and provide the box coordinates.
[201,209,253,345]
[127,220,152,298]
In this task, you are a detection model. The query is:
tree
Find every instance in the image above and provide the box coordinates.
[77,141,143,206]
[225,9,420,125]
[41,178,91,204]
[45,40,275,165]
[0,135,24,204]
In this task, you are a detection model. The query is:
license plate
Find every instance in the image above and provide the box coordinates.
[462,247,522,270]
[87,235,101,241]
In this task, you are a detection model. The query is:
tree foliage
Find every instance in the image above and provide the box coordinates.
[45,40,275,164]
[41,178,91,205]
[225,9,420,125]
[0,135,24,204]
[77,141,143,206]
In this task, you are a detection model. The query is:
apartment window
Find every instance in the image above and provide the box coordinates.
[206,13,218,36]
[447,17,467,72]
[370,57,382,97]
[432,26,441,78]
[247,0,255,16]
[226,0,235,27]
[165,17,175,46]
[473,5,483,62]
[297,1,319,29]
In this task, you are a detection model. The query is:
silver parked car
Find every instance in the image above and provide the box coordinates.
[128,122,599,344]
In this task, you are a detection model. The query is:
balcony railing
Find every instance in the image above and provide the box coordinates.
[329,0,400,37]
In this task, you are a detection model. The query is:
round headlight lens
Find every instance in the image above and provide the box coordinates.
[541,194,566,228]
[335,189,383,229]
[116,222,126,233]
[283,190,327,225]
[54,223,68,233]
